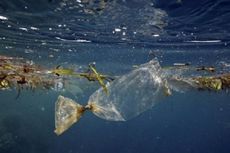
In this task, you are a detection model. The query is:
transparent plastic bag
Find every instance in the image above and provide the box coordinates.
[88,59,166,121]
[54,59,168,135]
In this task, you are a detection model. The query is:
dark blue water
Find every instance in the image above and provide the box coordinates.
[0,0,230,153]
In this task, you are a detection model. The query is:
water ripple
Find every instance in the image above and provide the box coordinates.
[0,0,229,52]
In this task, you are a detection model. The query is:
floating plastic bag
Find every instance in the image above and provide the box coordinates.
[54,59,168,135]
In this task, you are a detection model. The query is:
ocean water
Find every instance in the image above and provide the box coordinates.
[0,0,230,153]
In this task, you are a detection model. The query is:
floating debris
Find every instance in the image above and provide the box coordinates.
[1,55,230,135]
[0,55,112,96]
[54,59,230,135]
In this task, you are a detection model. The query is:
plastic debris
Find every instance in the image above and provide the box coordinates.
[54,96,85,135]
[54,59,230,135]
[54,59,169,134]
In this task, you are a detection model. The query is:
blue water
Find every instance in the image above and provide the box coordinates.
[0,0,230,153]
